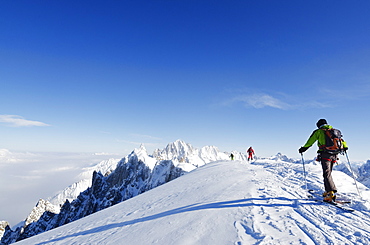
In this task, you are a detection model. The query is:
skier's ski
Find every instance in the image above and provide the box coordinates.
[307,190,351,204]
[317,199,355,212]
[306,190,354,212]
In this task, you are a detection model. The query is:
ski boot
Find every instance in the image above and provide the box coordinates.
[323,191,336,202]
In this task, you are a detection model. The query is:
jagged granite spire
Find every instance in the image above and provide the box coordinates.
[1,140,235,244]
[1,148,184,244]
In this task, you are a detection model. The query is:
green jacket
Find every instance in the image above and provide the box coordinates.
[303,124,348,151]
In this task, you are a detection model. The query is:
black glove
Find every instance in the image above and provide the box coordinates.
[299,147,308,153]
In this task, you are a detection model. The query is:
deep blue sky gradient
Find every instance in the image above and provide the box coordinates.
[1,1,370,160]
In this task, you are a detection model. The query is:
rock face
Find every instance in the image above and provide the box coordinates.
[24,199,60,227]
[0,221,9,241]
[1,144,185,244]
[1,140,242,244]
[48,158,120,206]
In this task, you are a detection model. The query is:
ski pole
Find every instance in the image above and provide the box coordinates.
[301,153,309,192]
[344,151,362,199]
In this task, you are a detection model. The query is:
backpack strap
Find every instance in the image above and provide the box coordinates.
[318,128,329,150]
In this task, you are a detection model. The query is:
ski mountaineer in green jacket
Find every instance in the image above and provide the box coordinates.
[299,119,348,202]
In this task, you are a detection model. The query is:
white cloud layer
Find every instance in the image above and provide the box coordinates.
[0,115,50,127]
[0,149,121,226]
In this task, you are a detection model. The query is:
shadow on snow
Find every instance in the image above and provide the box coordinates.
[35,197,321,244]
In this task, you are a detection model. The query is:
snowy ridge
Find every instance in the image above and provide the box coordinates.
[13,159,370,245]
[49,140,231,207]
[130,144,157,170]
[24,200,59,227]
[2,142,188,244]
[153,139,231,170]
[47,179,90,208]
[2,140,370,244]
[268,152,298,162]
[47,158,120,206]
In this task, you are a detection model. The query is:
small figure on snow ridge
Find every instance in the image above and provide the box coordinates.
[230,153,234,160]
[247,147,255,161]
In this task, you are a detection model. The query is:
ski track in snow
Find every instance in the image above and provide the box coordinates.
[15,160,370,245]
[233,160,370,245]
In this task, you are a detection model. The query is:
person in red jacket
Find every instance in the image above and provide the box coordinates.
[247,147,255,161]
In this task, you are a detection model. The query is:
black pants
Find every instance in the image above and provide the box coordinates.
[320,152,337,193]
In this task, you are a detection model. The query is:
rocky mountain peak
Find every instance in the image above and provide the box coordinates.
[25,199,59,227]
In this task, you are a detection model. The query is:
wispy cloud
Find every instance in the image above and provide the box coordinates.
[0,115,50,127]
[130,133,163,141]
[0,149,39,163]
[320,83,370,101]
[116,134,164,151]
[230,93,292,110]
[222,92,331,110]
[116,139,162,148]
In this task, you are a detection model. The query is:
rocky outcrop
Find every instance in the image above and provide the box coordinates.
[1,145,184,244]
[1,140,240,244]
[0,221,9,241]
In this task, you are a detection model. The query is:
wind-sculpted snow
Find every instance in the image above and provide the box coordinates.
[13,160,370,245]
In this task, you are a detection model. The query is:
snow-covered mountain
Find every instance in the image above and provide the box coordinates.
[47,140,231,208]
[1,140,233,244]
[1,140,370,244]
[11,159,370,244]
[47,158,120,206]
[268,152,298,162]
[23,199,59,227]
[152,139,231,170]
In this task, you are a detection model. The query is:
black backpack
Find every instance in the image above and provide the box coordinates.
[321,128,345,154]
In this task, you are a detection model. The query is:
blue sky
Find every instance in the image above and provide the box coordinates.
[1,1,370,161]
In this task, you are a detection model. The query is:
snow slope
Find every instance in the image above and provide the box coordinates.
[47,140,229,208]
[47,158,120,206]
[15,159,370,245]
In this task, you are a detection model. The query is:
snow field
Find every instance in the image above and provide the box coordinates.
[15,159,370,245]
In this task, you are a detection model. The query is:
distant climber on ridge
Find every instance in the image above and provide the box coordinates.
[230,153,235,160]
[247,147,255,161]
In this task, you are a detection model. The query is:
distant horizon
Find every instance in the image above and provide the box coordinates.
[1,138,368,226]
[2,138,368,160]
